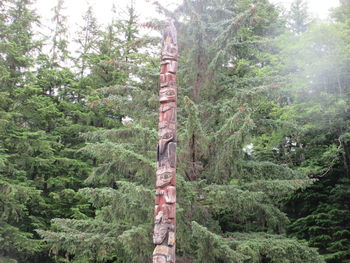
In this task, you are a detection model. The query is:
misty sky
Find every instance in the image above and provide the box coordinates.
[35,0,340,29]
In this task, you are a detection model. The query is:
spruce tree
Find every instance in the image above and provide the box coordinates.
[39,0,325,262]
[288,0,310,34]
[168,1,323,261]
[0,1,112,261]
[0,0,44,260]
[38,4,160,262]
[277,3,350,261]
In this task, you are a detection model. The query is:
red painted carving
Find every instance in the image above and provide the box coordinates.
[159,102,176,124]
[156,167,175,188]
[155,186,176,205]
[159,87,177,102]
[161,61,178,74]
[153,18,178,263]
[160,73,176,88]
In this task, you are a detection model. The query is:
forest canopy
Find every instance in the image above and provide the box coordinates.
[0,0,349,262]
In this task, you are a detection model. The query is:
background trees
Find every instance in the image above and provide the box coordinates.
[277,2,350,262]
[0,0,349,262]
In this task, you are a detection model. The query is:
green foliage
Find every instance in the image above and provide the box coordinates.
[265,2,350,262]
[191,221,247,263]
[2,0,348,262]
[38,181,154,263]
[231,232,324,263]
[191,222,325,263]
[288,0,311,34]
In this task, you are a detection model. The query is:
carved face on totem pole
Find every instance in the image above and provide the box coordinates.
[155,186,176,205]
[153,226,169,244]
[162,20,177,61]
[156,167,175,188]
[154,203,176,220]
[158,126,175,155]
[160,73,176,88]
[161,60,178,74]
[153,211,170,244]
[157,142,176,168]
[159,87,176,103]
[159,103,176,126]
[157,123,176,168]
[162,41,178,60]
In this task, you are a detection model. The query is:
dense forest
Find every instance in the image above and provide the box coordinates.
[0,0,349,262]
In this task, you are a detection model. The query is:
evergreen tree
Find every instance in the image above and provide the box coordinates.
[0,0,45,260]
[39,0,324,262]
[288,0,310,34]
[332,0,350,23]
[0,1,112,261]
[2,0,347,262]
[38,4,160,262]
[50,0,69,67]
[169,0,322,261]
[275,3,350,261]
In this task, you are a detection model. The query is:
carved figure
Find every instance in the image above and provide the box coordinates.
[162,19,177,45]
[153,211,171,244]
[160,73,176,88]
[154,203,175,221]
[153,245,170,256]
[162,45,177,60]
[159,122,176,136]
[156,167,175,188]
[164,186,176,203]
[159,87,176,102]
[161,20,177,61]
[161,60,178,74]
[157,123,176,168]
[157,142,176,168]
[164,204,176,219]
[156,186,176,204]
[154,204,175,220]
[158,126,175,155]
[159,102,176,124]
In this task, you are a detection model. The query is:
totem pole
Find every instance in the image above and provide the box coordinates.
[153,19,178,263]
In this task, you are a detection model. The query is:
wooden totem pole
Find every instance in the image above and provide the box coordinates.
[152,19,178,263]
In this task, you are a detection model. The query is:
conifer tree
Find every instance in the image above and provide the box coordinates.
[39,1,325,262]
[159,0,323,261]
[0,1,112,261]
[38,4,160,262]
[276,2,350,261]
[0,0,342,262]
[0,0,44,260]
[50,0,69,67]
[288,0,310,34]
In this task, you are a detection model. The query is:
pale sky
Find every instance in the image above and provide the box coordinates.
[33,0,339,53]
[271,0,339,19]
[35,0,340,29]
